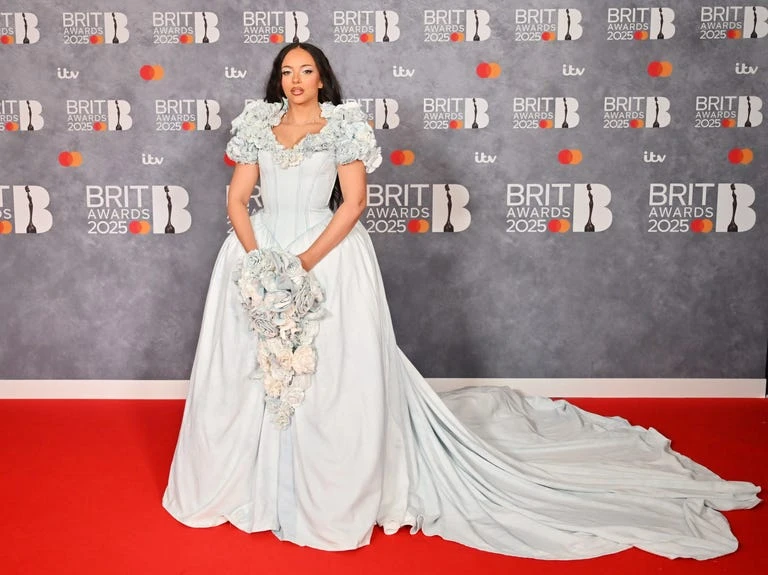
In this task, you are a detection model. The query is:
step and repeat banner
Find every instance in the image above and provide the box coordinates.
[1,2,766,383]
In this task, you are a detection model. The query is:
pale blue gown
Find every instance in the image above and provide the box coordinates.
[162,100,760,560]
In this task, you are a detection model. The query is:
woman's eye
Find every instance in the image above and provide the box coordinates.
[302,69,313,75]
[281,70,290,76]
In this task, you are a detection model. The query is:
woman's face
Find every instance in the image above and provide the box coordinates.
[280,47,323,106]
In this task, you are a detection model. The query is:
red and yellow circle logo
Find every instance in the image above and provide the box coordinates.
[4,121,19,131]
[179,34,194,44]
[407,219,430,233]
[128,220,151,235]
[359,33,374,43]
[476,62,502,79]
[647,61,673,77]
[634,30,649,40]
[547,219,571,233]
[728,148,753,164]
[0,221,13,234]
[691,219,714,233]
[727,29,741,39]
[558,149,583,165]
[390,149,415,166]
[1,34,15,44]
[721,118,736,128]
[58,151,83,167]
[140,64,165,81]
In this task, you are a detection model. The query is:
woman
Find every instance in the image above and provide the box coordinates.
[163,43,760,560]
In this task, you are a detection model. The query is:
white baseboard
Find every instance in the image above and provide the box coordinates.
[0,378,765,399]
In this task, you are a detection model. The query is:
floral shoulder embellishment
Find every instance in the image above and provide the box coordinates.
[225,100,284,165]
[329,102,382,173]
[225,99,382,172]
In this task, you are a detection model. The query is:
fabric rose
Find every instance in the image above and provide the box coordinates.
[292,345,317,375]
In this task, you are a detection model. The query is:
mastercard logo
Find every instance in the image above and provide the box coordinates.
[558,149,582,165]
[140,64,165,81]
[476,62,501,79]
[4,121,19,131]
[270,33,284,43]
[727,29,741,39]
[390,149,415,166]
[647,61,673,77]
[89,34,104,44]
[93,121,107,131]
[179,34,194,44]
[182,121,196,131]
[721,118,737,128]
[128,220,151,234]
[224,153,236,167]
[0,221,13,234]
[359,33,374,43]
[630,119,645,128]
[449,120,463,129]
[539,119,553,129]
[58,151,83,167]
[634,30,650,40]
[691,219,714,233]
[541,31,556,41]
[1,34,15,44]
[450,32,465,42]
[728,148,753,164]
[548,219,571,233]
[407,219,430,233]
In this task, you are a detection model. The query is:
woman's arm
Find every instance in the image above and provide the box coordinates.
[227,163,260,252]
[298,160,367,271]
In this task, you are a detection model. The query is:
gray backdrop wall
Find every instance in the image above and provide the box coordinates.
[1,1,766,384]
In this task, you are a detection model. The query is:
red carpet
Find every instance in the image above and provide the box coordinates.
[1,397,765,575]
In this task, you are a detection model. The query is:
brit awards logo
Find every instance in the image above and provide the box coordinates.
[506,183,612,233]
[0,100,44,131]
[333,10,399,42]
[606,7,675,40]
[603,96,671,128]
[0,185,52,234]
[66,100,131,131]
[152,11,219,44]
[699,6,768,39]
[512,97,579,129]
[364,183,471,234]
[61,11,129,44]
[647,183,756,233]
[345,98,399,129]
[513,8,582,41]
[423,98,489,129]
[423,9,490,42]
[85,185,191,235]
[694,96,762,128]
[0,12,40,44]
[155,99,221,131]
[242,10,310,43]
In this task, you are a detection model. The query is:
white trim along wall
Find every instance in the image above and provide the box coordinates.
[0,379,765,399]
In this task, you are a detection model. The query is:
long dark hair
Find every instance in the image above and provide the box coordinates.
[265,43,344,211]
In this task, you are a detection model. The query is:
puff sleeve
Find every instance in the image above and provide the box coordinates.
[225,100,280,165]
[330,102,382,173]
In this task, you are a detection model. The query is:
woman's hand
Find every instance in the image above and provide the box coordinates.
[298,251,317,271]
